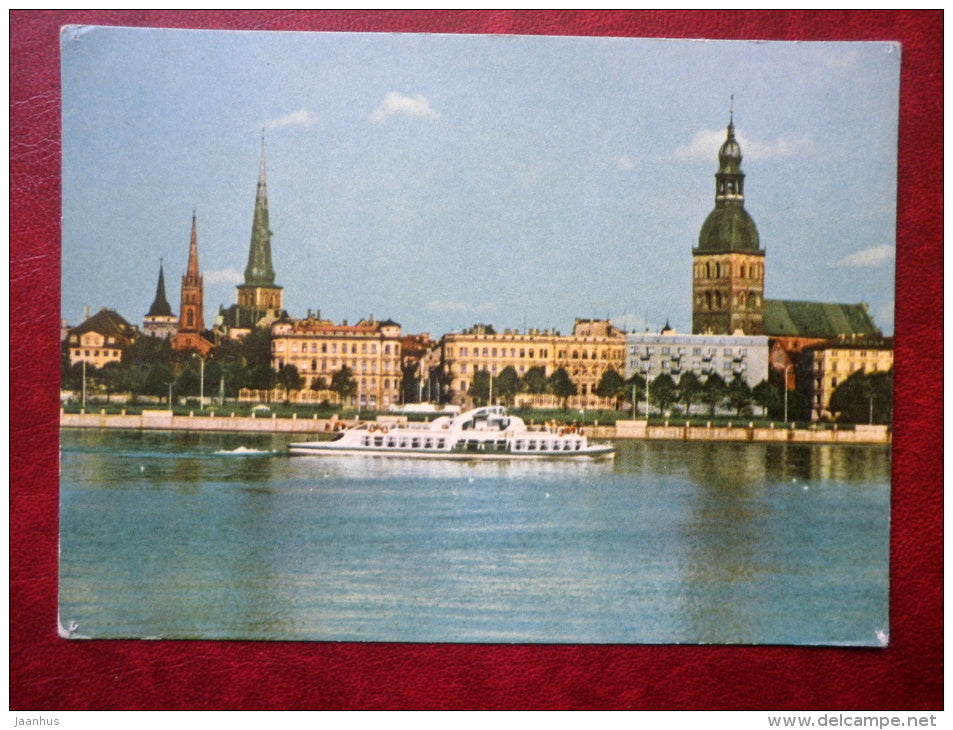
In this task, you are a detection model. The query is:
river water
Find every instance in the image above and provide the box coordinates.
[58,429,890,645]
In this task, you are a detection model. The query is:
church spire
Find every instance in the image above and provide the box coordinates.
[186,211,201,280]
[146,258,173,317]
[244,133,276,287]
[179,212,205,334]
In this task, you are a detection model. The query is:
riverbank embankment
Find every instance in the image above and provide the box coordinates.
[60,410,891,444]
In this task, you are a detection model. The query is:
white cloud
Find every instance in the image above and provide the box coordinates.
[204,267,244,285]
[617,155,635,171]
[675,128,814,162]
[835,245,895,268]
[264,110,316,130]
[369,92,440,124]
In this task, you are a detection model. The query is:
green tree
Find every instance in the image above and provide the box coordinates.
[62,360,87,393]
[752,379,781,418]
[207,337,249,397]
[276,363,303,392]
[521,365,550,395]
[677,371,702,415]
[624,373,647,416]
[310,376,329,391]
[595,368,627,409]
[330,365,357,406]
[828,369,893,424]
[700,372,727,416]
[241,328,276,390]
[549,367,577,409]
[650,373,678,413]
[468,369,491,406]
[175,363,200,401]
[725,375,753,417]
[495,366,521,406]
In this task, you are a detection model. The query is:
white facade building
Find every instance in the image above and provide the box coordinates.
[625,330,769,389]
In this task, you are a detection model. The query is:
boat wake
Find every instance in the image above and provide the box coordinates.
[213,446,274,456]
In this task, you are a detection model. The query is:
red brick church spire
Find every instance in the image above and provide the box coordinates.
[172,212,213,354]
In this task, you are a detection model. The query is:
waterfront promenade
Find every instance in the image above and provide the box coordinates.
[60,409,891,445]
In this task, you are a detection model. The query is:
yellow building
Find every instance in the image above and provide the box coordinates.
[803,336,894,420]
[66,308,139,368]
[270,316,403,409]
[439,319,626,409]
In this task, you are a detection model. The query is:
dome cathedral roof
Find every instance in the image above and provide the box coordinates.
[697,118,762,254]
[698,206,761,253]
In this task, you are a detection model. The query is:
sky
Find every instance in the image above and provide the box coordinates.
[61,28,900,337]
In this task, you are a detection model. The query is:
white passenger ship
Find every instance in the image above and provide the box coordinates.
[288,406,614,460]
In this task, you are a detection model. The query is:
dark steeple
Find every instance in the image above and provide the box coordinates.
[146,259,173,317]
[244,132,276,287]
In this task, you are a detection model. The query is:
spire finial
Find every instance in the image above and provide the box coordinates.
[729,94,734,123]
[258,129,267,185]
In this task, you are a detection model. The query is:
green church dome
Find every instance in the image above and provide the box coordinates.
[696,117,762,253]
[698,205,761,252]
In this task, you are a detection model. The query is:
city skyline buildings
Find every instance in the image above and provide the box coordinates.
[61,28,899,338]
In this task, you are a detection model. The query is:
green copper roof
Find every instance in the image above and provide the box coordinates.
[696,119,762,253]
[762,299,881,338]
[244,138,276,287]
[697,206,761,253]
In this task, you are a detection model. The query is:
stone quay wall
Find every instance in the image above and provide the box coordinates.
[61,410,891,444]
[61,409,338,435]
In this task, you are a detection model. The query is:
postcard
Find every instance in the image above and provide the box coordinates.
[59,27,898,644]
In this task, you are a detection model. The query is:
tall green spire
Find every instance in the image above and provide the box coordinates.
[244,133,276,286]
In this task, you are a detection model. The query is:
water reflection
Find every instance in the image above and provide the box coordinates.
[60,430,890,643]
[285,452,615,483]
[614,440,890,488]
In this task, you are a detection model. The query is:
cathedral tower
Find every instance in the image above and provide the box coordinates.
[173,213,213,354]
[236,134,283,313]
[692,113,765,335]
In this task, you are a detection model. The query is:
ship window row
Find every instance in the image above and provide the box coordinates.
[512,438,582,452]
[362,435,447,450]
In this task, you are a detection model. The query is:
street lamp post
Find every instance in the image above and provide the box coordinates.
[81,360,87,409]
[643,364,652,419]
[783,364,792,424]
[193,354,205,409]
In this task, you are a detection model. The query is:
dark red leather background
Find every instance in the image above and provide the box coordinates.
[10,10,942,710]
